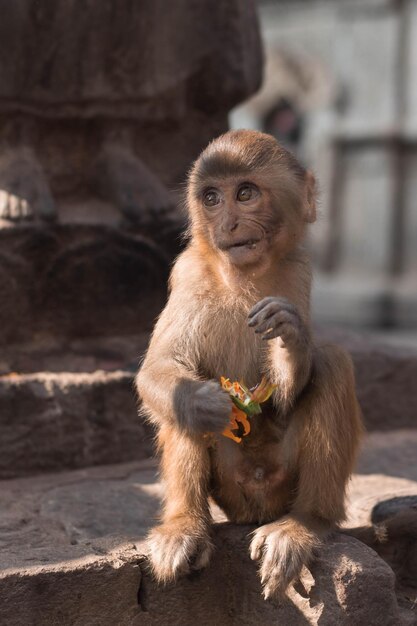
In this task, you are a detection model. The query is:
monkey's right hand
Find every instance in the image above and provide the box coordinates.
[174,380,232,434]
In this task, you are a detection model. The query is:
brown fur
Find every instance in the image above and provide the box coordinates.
[136,130,363,599]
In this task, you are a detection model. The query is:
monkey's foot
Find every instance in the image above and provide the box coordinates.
[147,519,213,584]
[94,144,174,225]
[250,516,319,601]
[0,148,55,222]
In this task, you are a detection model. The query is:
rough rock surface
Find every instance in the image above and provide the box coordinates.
[0,1,262,226]
[345,430,417,623]
[1,332,417,478]
[0,331,416,622]
[0,371,153,478]
[0,333,150,376]
[0,459,404,626]
[0,1,262,119]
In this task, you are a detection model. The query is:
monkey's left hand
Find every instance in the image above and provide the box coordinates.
[248,297,309,345]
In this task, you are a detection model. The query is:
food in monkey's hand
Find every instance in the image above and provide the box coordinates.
[220,376,276,443]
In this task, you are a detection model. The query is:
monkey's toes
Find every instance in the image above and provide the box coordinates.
[189,539,213,571]
[261,571,287,602]
[249,527,267,561]
[259,551,291,601]
[250,528,286,598]
[147,524,213,584]
[250,520,309,601]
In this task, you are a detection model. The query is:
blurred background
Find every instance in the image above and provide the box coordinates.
[232,0,417,343]
[0,5,416,623]
[0,0,415,355]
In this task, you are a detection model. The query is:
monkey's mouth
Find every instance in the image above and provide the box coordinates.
[222,238,261,251]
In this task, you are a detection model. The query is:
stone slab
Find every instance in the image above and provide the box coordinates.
[0,333,150,375]
[346,429,417,530]
[0,456,407,626]
[0,370,154,478]
[2,431,416,570]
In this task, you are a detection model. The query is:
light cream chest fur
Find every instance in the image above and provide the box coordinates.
[193,295,267,386]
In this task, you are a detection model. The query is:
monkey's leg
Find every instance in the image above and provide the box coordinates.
[147,426,213,584]
[250,344,362,600]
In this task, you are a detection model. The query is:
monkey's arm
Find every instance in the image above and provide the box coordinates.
[138,294,225,583]
[248,296,313,412]
[250,344,362,598]
[136,299,231,434]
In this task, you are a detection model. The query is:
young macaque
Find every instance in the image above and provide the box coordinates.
[136,129,362,599]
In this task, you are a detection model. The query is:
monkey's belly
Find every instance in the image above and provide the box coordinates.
[209,436,295,524]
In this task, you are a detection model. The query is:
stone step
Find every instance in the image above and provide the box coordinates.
[0,333,150,375]
[1,331,417,478]
[0,333,153,478]
[1,430,417,626]
[0,369,154,479]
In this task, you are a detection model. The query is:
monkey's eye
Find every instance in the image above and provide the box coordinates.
[203,189,221,207]
[237,184,259,203]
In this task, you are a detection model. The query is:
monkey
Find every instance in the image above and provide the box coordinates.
[136,129,363,600]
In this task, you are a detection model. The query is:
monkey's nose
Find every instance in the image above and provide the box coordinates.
[221,215,239,234]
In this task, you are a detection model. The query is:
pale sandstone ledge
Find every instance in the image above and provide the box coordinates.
[0,370,154,478]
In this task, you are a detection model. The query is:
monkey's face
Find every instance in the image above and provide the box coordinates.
[200,179,279,268]
[189,130,316,270]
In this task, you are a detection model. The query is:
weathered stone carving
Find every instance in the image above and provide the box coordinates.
[0,1,262,224]
[0,227,170,343]
[0,1,262,344]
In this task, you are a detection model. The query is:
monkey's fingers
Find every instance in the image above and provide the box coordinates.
[248,306,276,328]
[262,322,298,342]
[249,528,267,561]
[248,296,277,319]
[197,398,234,433]
[248,296,294,320]
[249,304,297,332]
[204,415,233,433]
[252,311,293,335]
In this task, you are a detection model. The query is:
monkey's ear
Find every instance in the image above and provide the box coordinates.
[303,170,317,223]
